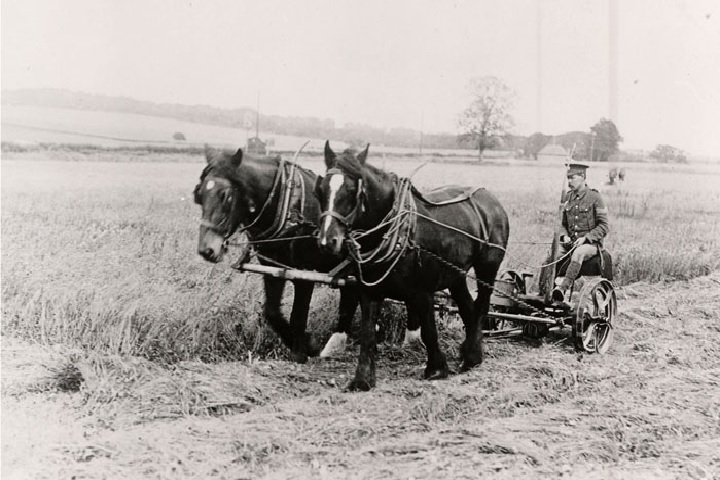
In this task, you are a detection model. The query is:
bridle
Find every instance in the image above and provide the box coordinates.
[318,168,365,229]
[194,176,241,238]
[195,145,309,243]
[320,168,418,287]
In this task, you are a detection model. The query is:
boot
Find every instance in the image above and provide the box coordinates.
[552,261,582,304]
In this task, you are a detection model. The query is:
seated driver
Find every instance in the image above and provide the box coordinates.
[552,162,609,303]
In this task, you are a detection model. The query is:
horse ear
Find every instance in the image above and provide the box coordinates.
[324,141,336,169]
[231,148,244,168]
[204,144,214,164]
[357,143,370,165]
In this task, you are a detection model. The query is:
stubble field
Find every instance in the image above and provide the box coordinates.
[2,148,720,479]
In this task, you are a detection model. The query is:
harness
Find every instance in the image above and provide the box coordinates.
[327,174,417,286]
[245,157,306,241]
[318,168,365,228]
[197,156,309,242]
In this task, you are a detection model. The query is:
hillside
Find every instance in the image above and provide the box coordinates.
[1,88,461,150]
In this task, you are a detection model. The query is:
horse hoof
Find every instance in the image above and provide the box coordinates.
[346,377,375,392]
[460,358,483,372]
[320,332,348,358]
[402,328,423,349]
[424,367,450,380]
[305,334,321,358]
[291,352,309,364]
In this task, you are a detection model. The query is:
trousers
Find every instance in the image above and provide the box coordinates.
[559,243,598,269]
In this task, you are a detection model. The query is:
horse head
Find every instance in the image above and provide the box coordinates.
[194,147,252,263]
[316,140,395,257]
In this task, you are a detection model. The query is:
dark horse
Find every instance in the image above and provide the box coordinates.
[316,142,509,391]
[195,146,420,362]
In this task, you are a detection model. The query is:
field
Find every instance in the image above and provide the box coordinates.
[2,147,720,479]
[1,105,483,157]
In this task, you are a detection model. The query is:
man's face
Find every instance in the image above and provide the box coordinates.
[567,174,585,191]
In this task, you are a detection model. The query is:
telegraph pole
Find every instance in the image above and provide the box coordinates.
[608,0,618,123]
[536,0,543,132]
[255,91,260,139]
[419,111,424,156]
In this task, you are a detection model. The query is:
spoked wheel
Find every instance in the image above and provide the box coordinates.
[573,277,617,354]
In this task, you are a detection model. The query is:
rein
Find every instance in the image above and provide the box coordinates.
[247,141,309,241]
[344,176,417,286]
[333,172,573,287]
[318,168,364,227]
[200,142,311,244]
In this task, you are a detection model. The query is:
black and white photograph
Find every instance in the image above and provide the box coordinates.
[2,0,719,478]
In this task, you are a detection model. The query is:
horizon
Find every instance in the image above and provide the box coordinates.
[2,0,720,156]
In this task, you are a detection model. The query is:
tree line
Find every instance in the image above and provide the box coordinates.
[3,87,688,162]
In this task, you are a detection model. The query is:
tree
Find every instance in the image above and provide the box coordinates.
[524,132,550,160]
[457,76,515,161]
[588,118,622,162]
[649,144,687,163]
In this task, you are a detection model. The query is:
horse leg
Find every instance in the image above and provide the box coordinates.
[409,293,448,380]
[348,293,380,391]
[475,259,502,332]
[288,280,317,363]
[402,304,423,347]
[449,279,483,371]
[262,276,295,354]
[320,286,359,358]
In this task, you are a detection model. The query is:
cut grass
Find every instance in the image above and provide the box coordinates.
[2,150,719,363]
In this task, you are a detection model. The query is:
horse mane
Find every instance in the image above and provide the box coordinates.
[201,152,316,182]
[335,149,394,184]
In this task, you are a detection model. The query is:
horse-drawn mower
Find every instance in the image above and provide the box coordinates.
[237,240,618,355]
[201,141,618,359]
[485,267,616,353]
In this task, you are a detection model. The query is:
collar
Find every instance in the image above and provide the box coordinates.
[571,184,588,199]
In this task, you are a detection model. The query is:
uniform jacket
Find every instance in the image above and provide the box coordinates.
[561,185,609,246]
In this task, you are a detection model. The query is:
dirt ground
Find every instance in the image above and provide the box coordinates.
[2,273,719,480]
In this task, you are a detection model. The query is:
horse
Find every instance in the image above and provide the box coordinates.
[194,146,420,362]
[316,141,510,391]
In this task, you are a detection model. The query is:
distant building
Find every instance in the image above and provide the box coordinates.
[537,143,568,162]
[246,137,267,156]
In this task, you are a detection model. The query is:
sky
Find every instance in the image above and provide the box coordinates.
[2,0,719,155]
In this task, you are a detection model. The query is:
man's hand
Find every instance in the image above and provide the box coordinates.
[573,236,587,247]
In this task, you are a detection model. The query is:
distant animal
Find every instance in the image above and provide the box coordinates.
[618,168,626,182]
[316,141,509,391]
[608,167,618,185]
[194,147,420,362]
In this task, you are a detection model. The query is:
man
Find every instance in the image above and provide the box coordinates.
[552,162,609,303]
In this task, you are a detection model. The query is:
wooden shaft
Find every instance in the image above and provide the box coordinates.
[235,263,357,287]
[486,311,561,325]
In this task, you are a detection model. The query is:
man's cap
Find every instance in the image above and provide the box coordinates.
[566,162,589,177]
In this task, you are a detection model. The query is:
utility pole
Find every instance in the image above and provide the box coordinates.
[536,0,543,133]
[255,91,260,139]
[419,111,424,156]
[608,0,618,123]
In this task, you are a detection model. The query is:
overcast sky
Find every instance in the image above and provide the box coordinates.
[2,0,719,154]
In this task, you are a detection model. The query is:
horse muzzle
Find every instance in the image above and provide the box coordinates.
[317,232,345,257]
[198,229,228,263]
